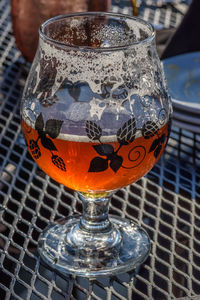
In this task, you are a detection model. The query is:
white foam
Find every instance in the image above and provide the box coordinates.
[58,132,117,143]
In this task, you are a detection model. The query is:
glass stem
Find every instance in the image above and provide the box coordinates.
[78,193,112,233]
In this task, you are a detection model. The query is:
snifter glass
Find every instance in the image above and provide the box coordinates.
[21,12,172,277]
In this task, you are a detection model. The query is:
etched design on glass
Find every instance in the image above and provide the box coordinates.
[141,121,158,139]
[36,55,59,100]
[86,118,139,173]
[29,113,66,171]
[121,145,146,169]
[148,133,167,158]
[86,108,169,173]
[88,143,123,173]
[85,120,102,141]
[117,117,137,145]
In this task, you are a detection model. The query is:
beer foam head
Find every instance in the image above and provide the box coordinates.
[33,13,156,97]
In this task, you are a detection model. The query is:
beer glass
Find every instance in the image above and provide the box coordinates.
[21,12,172,277]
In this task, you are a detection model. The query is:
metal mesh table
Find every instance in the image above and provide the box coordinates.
[0,0,200,299]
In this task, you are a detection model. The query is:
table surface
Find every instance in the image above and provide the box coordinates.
[0,0,200,299]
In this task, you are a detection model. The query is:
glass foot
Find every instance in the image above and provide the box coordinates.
[38,215,150,277]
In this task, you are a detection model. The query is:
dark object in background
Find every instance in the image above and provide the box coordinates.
[161,0,200,59]
[11,0,111,62]
[155,28,175,58]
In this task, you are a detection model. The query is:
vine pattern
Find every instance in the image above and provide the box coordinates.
[26,108,169,174]
[28,113,66,172]
[86,110,168,173]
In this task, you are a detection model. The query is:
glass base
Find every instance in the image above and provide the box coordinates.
[38,215,150,277]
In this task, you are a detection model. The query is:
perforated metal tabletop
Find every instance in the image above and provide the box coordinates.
[0,0,200,299]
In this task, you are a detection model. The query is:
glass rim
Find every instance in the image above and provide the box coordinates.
[39,11,155,52]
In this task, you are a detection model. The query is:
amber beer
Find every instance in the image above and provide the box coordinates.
[21,119,169,193]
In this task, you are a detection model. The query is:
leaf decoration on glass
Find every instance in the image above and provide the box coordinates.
[35,112,44,133]
[93,144,114,156]
[89,157,109,172]
[158,108,167,125]
[41,135,57,151]
[117,117,137,145]
[68,81,81,102]
[45,119,63,139]
[149,139,160,153]
[52,155,66,171]
[142,121,158,139]
[37,76,54,94]
[109,154,123,173]
[28,113,66,171]
[86,108,168,174]
[29,139,41,159]
[36,56,59,103]
[89,143,123,173]
[154,144,162,158]
[85,120,102,141]
[148,133,167,158]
